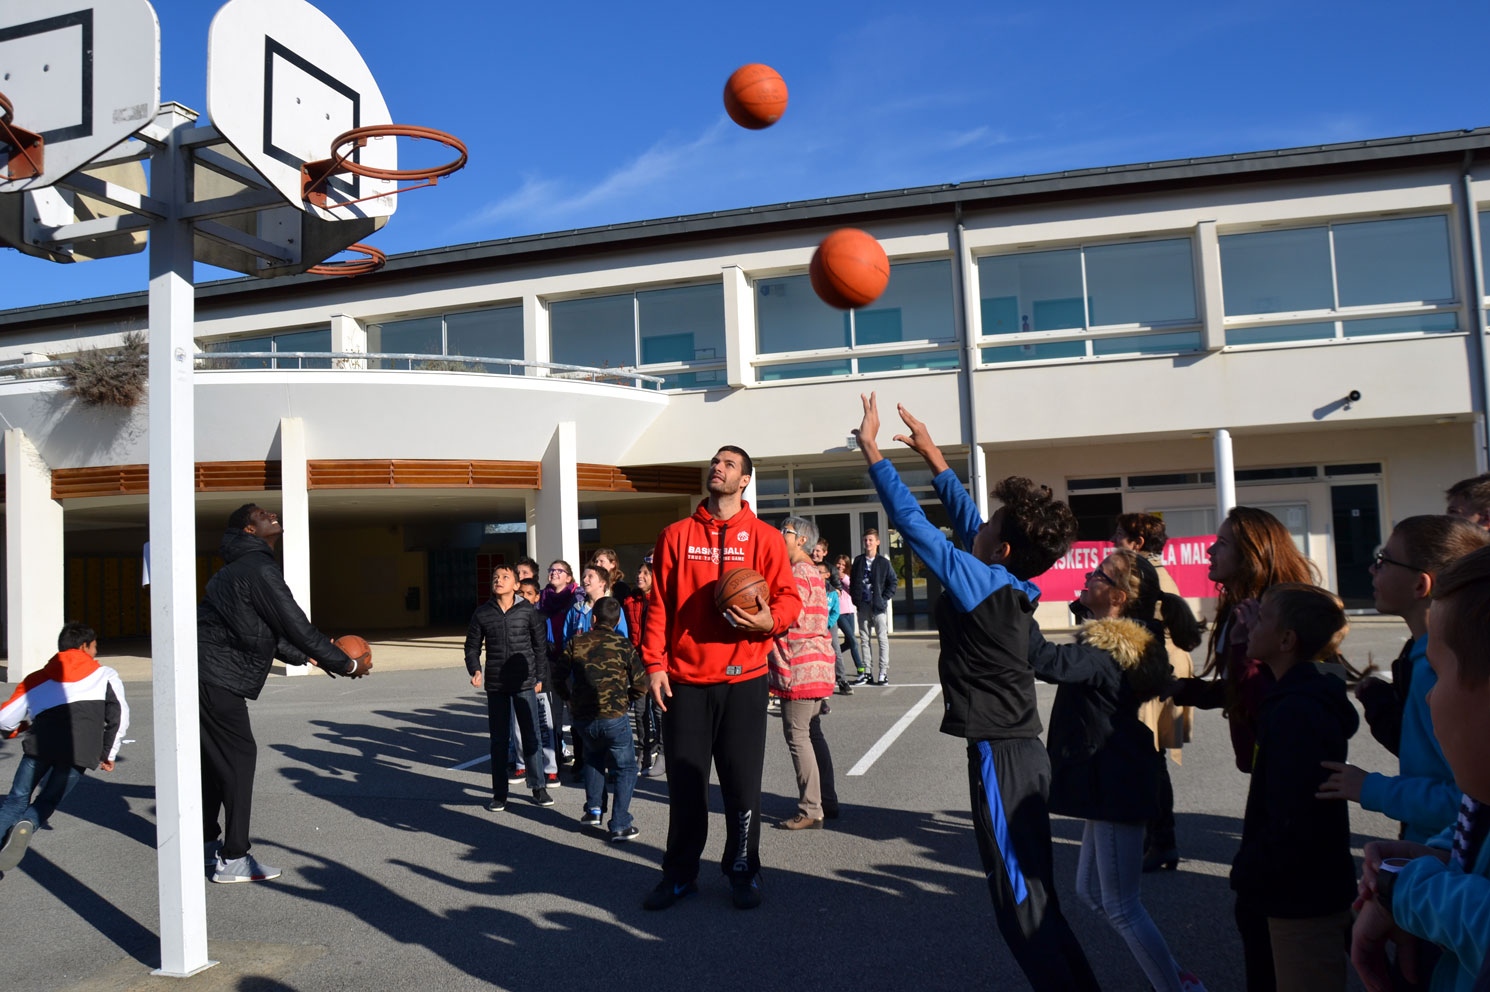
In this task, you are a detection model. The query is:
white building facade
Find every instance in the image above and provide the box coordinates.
[2,128,1488,676]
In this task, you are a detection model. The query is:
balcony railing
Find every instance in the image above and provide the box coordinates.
[0,352,666,388]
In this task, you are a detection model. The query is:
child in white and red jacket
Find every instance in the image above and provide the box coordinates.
[0,621,129,872]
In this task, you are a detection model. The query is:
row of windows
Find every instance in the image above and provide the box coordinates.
[205,211,1490,386]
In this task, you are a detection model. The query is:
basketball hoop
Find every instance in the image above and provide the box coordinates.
[301,123,467,209]
[306,241,386,277]
[0,91,45,182]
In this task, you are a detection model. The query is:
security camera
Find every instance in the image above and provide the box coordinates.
[1348,390,1361,403]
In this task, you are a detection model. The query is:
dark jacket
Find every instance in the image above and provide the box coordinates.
[1356,635,1415,756]
[1231,661,1360,918]
[198,530,354,700]
[465,595,548,693]
[850,552,897,614]
[1040,617,1172,823]
[553,626,647,720]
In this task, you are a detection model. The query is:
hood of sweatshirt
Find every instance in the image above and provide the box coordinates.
[1261,660,1360,738]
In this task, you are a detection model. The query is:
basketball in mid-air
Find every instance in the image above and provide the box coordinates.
[810,228,891,309]
[335,634,372,664]
[723,64,788,130]
[715,567,768,615]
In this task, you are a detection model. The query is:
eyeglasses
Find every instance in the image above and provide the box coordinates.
[1372,549,1422,573]
[549,567,569,575]
[1086,569,1118,587]
[783,529,798,537]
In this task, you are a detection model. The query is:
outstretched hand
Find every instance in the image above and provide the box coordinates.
[854,392,883,463]
[892,404,949,474]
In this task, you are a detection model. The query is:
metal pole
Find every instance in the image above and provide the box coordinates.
[1461,164,1489,473]
[953,211,988,520]
[147,103,214,978]
[1214,428,1237,524]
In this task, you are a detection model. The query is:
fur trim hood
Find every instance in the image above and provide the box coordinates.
[1076,616,1173,700]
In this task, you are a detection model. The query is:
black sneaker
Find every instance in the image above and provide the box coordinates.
[580,808,603,828]
[485,798,507,812]
[835,680,854,696]
[610,825,641,843]
[850,674,871,686]
[870,677,889,686]
[532,788,555,807]
[642,878,697,911]
[730,873,762,910]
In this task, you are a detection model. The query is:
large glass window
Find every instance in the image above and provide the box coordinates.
[976,238,1198,364]
[203,327,332,369]
[1220,215,1457,345]
[755,259,957,380]
[368,305,523,371]
[549,282,726,389]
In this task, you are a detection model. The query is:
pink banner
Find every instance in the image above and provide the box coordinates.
[1031,536,1220,604]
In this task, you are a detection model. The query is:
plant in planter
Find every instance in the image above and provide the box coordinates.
[64,331,150,407]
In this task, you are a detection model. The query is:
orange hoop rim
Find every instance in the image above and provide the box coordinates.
[0,92,13,126]
[307,242,387,277]
[328,124,468,182]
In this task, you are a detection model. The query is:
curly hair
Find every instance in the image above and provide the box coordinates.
[1115,512,1169,553]
[992,476,1078,580]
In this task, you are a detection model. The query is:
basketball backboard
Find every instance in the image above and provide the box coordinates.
[0,157,149,262]
[207,0,398,223]
[0,0,160,193]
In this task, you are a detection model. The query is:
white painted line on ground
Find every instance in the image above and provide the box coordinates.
[847,684,942,777]
[452,753,491,771]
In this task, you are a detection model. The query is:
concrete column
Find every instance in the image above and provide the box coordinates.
[537,422,579,569]
[330,313,366,369]
[524,293,550,377]
[1214,428,1237,522]
[723,265,755,387]
[1196,220,1226,352]
[972,445,989,522]
[4,429,64,682]
[279,417,310,677]
[743,475,759,514]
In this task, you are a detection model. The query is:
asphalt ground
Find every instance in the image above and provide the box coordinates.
[0,619,1412,992]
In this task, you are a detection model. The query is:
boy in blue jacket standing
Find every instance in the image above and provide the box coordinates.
[855,393,1098,991]
[1353,545,1490,992]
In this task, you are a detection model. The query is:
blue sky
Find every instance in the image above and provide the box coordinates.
[3,0,1487,310]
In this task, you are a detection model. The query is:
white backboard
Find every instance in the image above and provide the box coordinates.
[0,0,160,193]
[207,0,397,222]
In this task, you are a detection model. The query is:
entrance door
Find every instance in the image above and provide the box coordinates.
[1330,483,1381,609]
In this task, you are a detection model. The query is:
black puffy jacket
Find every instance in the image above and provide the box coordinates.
[465,596,549,693]
[198,530,354,699]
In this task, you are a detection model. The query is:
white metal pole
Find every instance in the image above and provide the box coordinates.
[1214,428,1237,524]
[147,104,214,978]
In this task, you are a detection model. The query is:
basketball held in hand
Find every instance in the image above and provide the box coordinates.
[723,63,788,130]
[715,567,768,616]
[334,634,373,677]
[810,228,890,310]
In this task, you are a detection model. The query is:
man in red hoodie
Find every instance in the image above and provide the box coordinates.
[641,445,801,911]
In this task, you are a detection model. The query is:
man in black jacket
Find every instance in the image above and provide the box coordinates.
[465,564,552,811]
[199,504,369,884]
[850,529,898,685]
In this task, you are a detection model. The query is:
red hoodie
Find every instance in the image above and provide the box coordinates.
[642,499,802,685]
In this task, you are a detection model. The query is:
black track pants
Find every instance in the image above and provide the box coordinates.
[968,737,1102,991]
[200,682,257,861]
[660,675,767,883]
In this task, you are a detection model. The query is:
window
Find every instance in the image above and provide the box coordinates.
[1220,215,1457,345]
[550,283,726,389]
[755,259,958,380]
[205,327,332,369]
[977,238,1200,364]
[368,305,523,371]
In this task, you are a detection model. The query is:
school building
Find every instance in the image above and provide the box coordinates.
[2,126,1487,677]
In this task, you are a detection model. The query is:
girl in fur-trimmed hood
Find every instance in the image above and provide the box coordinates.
[1035,549,1207,992]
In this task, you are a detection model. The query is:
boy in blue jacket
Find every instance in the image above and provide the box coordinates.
[855,393,1098,991]
[1353,544,1490,992]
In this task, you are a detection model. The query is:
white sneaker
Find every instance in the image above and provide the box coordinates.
[212,853,282,883]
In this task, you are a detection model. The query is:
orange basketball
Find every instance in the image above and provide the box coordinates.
[810,228,891,309]
[714,567,769,615]
[335,634,372,664]
[723,64,788,130]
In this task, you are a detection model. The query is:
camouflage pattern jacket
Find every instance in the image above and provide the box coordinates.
[554,626,647,721]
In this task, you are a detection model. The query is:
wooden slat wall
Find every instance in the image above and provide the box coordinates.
[306,459,541,489]
[50,459,697,497]
[577,463,702,494]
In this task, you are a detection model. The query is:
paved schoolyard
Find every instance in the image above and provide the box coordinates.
[0,622,1409,991]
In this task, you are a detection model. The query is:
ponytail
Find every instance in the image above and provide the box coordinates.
[1159,592,1202,652]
